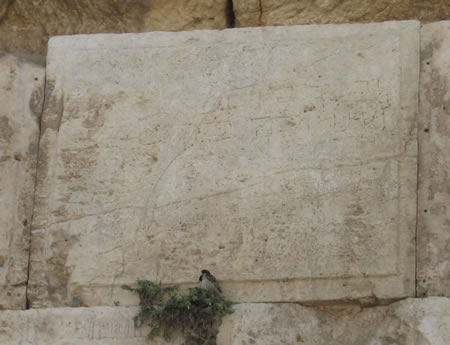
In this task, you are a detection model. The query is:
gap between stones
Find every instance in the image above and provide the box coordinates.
[226,0,235,28]
[24,66,47,310]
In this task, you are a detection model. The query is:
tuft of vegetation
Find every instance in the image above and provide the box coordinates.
[122,280,234,345]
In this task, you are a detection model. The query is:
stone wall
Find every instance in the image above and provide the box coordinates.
[0,0,449,55]
[0,9,449,345]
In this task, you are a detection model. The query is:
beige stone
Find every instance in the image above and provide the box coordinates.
[0,306,150,345]
[29,22,418,307]
[233,0,450,27]
[218,297,450,345]
[417,21,450,297]
[0,0,228,55]
[0,298,449,344]
[0,53,45,309]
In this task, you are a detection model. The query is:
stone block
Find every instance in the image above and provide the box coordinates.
[0,0,228,55]
[233,0,450,27]
[0,306,149,345]
[28,22,419,307]
[0,53,45,309]
[417,21,450,297]
[0,298,449,344]
[218,298,450,345]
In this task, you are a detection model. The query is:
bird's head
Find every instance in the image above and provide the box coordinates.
[201,269,210,275]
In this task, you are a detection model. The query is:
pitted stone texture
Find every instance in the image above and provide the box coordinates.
[0,298,449,345]
[218,298,450,345]
[29,22,418,307]
[0,53,45,309]
[0,0,228,55]
[233,0,450,27]
[0,307,150,345]
[417,21,450,297]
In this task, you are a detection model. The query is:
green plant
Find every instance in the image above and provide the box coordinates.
[121,280,234,345]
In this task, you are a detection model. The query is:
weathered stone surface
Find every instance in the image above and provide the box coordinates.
[233,0,450,27]
[0,298,449,344]
[0,306,149,345]
[0,53,45,309]
[29,22,418,307]
[417,21,450,297]
[218,297,450,345]
[1,0,448,56]
[0,0,228,55]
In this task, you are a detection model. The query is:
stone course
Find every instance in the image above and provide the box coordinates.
[0,298,448,345]
[0,53,45,309]
[219,297,450,345]
[233,0,450,27]
[417,21,450,297]
[0,0,228,55]
[1,1,449,55]
[28,22,418,307]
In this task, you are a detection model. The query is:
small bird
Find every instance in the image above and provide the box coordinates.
[199,269,222,294]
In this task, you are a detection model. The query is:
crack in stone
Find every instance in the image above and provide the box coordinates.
[226,0,235,28]
[258,0,264,26]
[24,65,47,310]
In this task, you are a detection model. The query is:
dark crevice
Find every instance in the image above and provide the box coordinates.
[415,46,422,297]
[0,0,14,24]
[225,0,235,28]
[258,0,264,26]
[24,66,48,310]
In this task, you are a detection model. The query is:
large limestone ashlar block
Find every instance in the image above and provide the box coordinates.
[29,21,419,307]
[417,21,450,297]
[0,298,449,344]
[0,53,45,309]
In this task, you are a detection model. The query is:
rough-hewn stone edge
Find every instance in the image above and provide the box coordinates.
[417,21,450,297]
[0,53,45,310]
[27,51,66,308]
[392,20,420,300]
[42,20,421,51]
